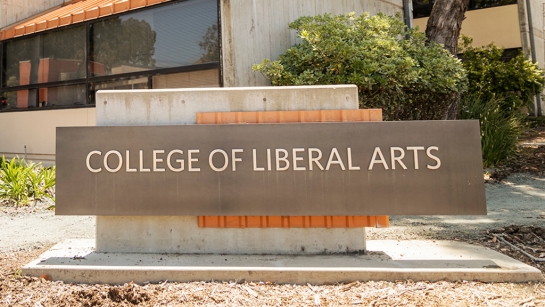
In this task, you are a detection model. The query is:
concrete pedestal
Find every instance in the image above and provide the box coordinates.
[95,85,366,254]
[23,239,544,284]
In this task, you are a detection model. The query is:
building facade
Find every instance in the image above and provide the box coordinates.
[0,0,542,163]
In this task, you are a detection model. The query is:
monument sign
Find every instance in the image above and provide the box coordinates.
[56,120,486,216]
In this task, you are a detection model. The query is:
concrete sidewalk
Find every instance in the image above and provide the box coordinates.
[23,239,543,284]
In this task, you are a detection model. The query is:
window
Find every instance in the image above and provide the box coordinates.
[92,0,218,77]
[0,0,220,112]
[3,26,85,87]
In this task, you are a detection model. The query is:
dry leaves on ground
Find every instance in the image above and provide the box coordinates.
[488,127,545,182]
[479,225,545,274]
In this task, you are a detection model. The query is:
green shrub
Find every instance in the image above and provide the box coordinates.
[0,156,56,207]
[253,12,467,120]
[459,94,523,167]
[460,36,545,113]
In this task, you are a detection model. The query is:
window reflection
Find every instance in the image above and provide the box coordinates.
[152,69,219,88]
[91,77,149,103]
[3,26,85,87]
[91,0,218,77]
[1,91,19,110]
[39,84,86,107]
[0,84,85,110]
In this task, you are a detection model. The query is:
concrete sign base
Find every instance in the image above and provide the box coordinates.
[23,239,543,284]
[94,85,366,254]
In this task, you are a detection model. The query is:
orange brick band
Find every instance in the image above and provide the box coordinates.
[196,109,389,229]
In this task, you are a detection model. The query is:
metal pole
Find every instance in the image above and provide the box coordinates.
[403,0,414,29]
[24,145,27,160]
[525,0,543,116]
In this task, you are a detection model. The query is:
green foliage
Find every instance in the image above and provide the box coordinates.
[460,36,545,112]
[0,156,56,207]
[253,12,467,120]
[458,37,545,166]
[0,157,30,206]
[459,94,523,167]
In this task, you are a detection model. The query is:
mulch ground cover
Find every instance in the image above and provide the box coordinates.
[487,127,545,182]
[1,247,544,307]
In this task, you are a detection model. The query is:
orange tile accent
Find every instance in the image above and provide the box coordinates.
[36,20,48,32]
[99,4,114,16]
[59,14,72,26]
[3,29,13,40]
[73,10,85,22]
[198,215,390,228]
[86,7,100,19]
[25,24,36,34]
[130,0,147,9]
[1,0,172,40]
[196,109,385,125]
[47,18,60,29]
[196,109,389,229]
[14,27,25,37]
[114,0,130,13]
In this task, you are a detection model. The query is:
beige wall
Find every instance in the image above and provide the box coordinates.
[0,108,95,163]
[413,5,522,50]
[221,0,404,87]
[0,0,70,29]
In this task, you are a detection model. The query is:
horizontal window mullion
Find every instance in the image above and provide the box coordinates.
[87,63,220,84]
[0,104,95,113]
[0,79,87,92]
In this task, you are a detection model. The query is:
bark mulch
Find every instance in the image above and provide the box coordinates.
[0,249,543,307]
[487,127,545,182]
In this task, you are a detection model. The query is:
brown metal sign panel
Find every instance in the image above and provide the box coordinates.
[55,121,486,216]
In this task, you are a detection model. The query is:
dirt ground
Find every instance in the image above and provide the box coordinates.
[1,128,545,306]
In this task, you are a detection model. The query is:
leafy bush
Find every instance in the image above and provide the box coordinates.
[458,37,545,166]
[0,156,56,207]
[460,36,545,113]
[253,12,467,120]
[459,94,523,167]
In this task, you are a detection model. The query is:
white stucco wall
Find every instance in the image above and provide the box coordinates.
[0,108,96,164]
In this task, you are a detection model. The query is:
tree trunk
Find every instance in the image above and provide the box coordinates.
[425,0,470,119]
[425,0,470,56]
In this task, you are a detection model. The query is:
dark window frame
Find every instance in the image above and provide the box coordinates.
[0,0,221,113]
[0,41,3,98]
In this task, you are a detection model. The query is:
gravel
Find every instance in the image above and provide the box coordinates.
[368,173,545,241]
[0,173,544,253]
[0,204,94,252]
